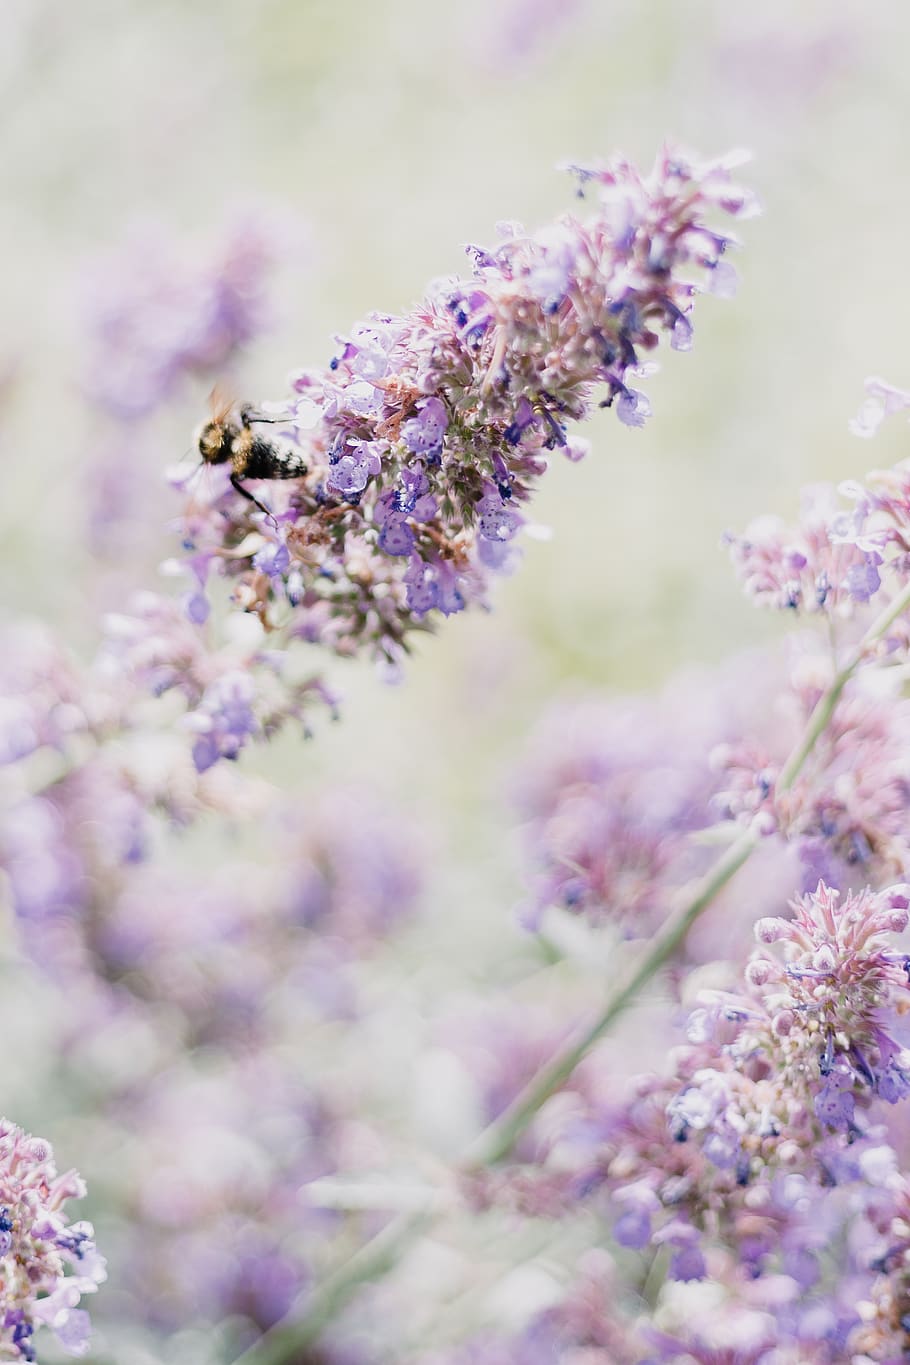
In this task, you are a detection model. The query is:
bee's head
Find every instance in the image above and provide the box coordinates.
[198,420,232,465]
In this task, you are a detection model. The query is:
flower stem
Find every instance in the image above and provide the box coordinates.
[232,1212,432,1365]
[778,580,910,792]
[462,822,759,1168]
[468,580,910,1169]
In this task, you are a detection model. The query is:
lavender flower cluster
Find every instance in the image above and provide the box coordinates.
[174,149,755,671]
[0,603,334,952]
[587,881,910,1276]
[448,884,910,1362]
[516,643,910,947]
[0,1121,104,1362]
[724,399,910,632]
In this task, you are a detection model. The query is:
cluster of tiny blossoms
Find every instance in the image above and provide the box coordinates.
[514,628,910,944]
[99,590,336,771]
[725,382,910,631]
[418,1250,842,1365]
[0,613,321,981]
[713,655,910,891]
[513,689,724,934]
[176,149,756,669]
[460,880,910,1356]
[567,884,910,1290]
[0,1120,104,1362]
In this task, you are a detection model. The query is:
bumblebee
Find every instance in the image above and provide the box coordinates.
[197,388,308,514]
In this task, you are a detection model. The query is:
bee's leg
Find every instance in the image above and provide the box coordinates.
[230,473,276,524]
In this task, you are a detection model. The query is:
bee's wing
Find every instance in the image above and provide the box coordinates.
[181,459,219,508]
[207,382,238,426]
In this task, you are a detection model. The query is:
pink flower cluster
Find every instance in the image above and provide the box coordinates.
[0,1120,104,1361]
[725,394,910,634]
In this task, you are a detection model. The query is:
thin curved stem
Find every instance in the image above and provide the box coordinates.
[469,579,910,1168]
[778,580,910,792]
[463,822,758,1168]
[231,1212,432,1365]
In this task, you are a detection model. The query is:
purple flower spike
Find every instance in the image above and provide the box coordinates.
[172,147,752,667]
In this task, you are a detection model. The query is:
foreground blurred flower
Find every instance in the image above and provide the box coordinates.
[79,210,299,422]
[78,786,425,1048]
[111,1057,371,1341]
[176,148,756,672]
[0,614,327,970]
[512,654,778,935]
[0,1119,104,1361]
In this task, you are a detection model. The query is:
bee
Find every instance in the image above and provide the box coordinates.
[197,387,308,516]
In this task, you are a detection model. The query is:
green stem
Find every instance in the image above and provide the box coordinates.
[235,579,910,1363]
[463,824,757,1168]
[232,1212,432,1365]
[470,580,910,1170]
[778,580,910,792]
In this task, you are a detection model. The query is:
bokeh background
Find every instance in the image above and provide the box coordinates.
[4,1,910,1360]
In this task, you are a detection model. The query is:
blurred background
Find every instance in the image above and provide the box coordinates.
[3,0,910,1360]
